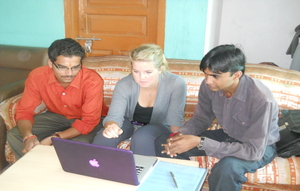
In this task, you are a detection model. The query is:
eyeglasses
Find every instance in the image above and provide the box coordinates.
[52,61,82,72]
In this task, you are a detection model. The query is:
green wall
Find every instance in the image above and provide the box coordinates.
[0,0,65,47]
[0,0,208,60]
[165,0,208,60]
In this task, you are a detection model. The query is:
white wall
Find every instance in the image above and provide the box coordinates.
[206,0,300,69]
[204,0,223,54]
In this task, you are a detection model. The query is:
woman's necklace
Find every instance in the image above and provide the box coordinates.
[148,88,157,97]
[142,85,158,97]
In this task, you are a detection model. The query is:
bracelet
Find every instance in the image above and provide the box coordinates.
[23,135,37,143]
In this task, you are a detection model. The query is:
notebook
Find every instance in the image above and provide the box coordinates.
[51,138,158,185]
[137,161,208,191]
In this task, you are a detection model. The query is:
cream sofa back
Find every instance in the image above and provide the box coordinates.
[83,56,300,116]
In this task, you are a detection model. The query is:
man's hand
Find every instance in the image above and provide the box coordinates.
[161,132,181,157]
[22,137,40,154]
[103,123,123,138]
[40,136,55,145]
[161,134,200,157]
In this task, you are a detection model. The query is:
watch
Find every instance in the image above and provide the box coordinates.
[197,137,205,150]
[54,133,62,138]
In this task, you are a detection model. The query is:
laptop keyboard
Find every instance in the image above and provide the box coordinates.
[135,165,145,175]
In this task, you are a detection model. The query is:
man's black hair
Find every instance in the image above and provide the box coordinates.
[200,44,246,75]
[48,38,85,62]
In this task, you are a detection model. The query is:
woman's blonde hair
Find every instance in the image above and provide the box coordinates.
[130,44,169,73]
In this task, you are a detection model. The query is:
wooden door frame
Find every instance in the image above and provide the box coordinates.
[64,0,166,49]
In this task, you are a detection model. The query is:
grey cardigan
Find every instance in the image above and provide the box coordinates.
[103,72,187,128]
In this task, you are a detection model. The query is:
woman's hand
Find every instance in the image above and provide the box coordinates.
[103,122,123,138]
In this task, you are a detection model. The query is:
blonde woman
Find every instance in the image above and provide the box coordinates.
[92,44,187,156]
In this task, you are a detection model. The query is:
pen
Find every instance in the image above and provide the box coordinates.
[170,171,178,188]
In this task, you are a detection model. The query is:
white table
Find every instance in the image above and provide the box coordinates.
[0,145,199,191]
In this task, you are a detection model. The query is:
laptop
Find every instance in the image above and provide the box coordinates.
[51,138,158,185]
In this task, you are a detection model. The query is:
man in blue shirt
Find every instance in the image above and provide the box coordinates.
[155,44,279,191]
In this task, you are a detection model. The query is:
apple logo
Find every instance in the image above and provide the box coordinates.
[89,159,100,167]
